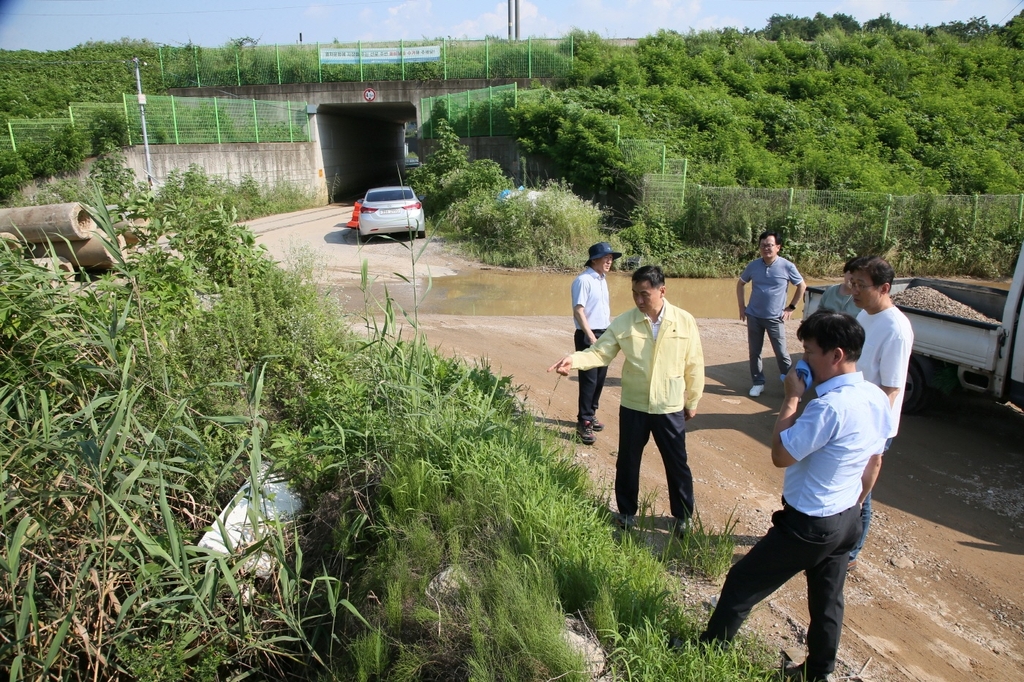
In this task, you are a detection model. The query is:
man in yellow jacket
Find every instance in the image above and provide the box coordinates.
[549,265,705,532]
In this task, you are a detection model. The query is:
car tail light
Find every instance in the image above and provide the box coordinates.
[360,206,377,214]
[402,202,421,210]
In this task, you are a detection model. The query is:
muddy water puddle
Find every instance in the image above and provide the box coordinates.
[348,268,1011,319]
[353,269,817,318]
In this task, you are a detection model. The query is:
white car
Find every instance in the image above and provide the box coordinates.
[357,186,425,241]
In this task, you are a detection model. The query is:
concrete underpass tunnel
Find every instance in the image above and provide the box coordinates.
[314,101,418,202]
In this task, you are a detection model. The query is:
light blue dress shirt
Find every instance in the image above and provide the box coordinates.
[780,372,892,517]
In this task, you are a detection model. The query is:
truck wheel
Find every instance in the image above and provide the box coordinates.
[902,357,929,413]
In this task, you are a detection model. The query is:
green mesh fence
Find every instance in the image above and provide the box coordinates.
[619,139,670,174]
[4,97,309,152]
[421,84,519,138]
[159,37,574,88]
[640,173,1024,273]
[5,119,74,151]
[120,95,308,145]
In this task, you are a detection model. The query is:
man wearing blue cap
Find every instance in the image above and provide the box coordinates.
[570,242,621,444]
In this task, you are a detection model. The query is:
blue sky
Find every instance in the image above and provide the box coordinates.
[0,0,1020,51]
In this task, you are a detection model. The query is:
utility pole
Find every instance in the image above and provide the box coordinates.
[508,0,513,40]
[132,57,154,187]
[515,0,520,41]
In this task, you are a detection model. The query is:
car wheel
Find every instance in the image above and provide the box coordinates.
[356,231,367,244]
[902,356,929,413]
[416,228,426,239]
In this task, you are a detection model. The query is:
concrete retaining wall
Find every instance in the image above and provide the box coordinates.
[123,142,328,202]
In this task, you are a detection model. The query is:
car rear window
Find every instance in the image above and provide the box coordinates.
[366,188,414,202]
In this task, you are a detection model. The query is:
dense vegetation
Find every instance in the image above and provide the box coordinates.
[412,119,619,269]
[512,14,1024,197]
[412,14,1024,276]
[2,183,765,679]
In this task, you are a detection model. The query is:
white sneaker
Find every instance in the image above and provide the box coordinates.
[749,384,765,397]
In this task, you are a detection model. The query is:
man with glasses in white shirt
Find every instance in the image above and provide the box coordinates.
[846,256,914,571]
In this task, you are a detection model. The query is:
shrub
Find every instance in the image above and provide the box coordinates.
[440,181,612,268]
[0,151,32,203]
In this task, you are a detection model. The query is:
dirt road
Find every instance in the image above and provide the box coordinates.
[254,207,1024,681]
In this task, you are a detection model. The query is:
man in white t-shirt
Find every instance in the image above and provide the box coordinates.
[571,242,621,445]
[848,256,914,570]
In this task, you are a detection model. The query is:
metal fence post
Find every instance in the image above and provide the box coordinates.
[488,86,493,136]
[287,100,293,142]
[235,49,241,86]
[661,145,666,175]
[443,38,447,80]
[787,187,795,222]
[882,194,893,245]
[615,124,620,146]
[158,47,166,88]
[68,106,75,126]
[681,159,688,209]
[400,39,405,80]
[193,45,201,87]
[528,37,532,78]
[122,93,132,146]
[570,33,574,70]
[514,81,518,108]
[467,89,471,137]
[1018,194,1024,230]
[317,42,322,83]
[358,41,363,81]
[7,121,16,152]
[971,193,979,234]
[485,37,490,79]
[171,95,180,144]
[253,100,260,143]
[214,98,222,143]
[276,44,282,84]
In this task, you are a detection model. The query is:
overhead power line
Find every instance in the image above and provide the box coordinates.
[2,0,393,17]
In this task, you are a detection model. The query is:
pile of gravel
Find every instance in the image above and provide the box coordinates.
[892,286,999,324]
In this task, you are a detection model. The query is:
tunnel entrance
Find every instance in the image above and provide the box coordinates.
[315,101,418,202]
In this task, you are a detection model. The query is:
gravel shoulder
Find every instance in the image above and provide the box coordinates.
[255,206,1024,681]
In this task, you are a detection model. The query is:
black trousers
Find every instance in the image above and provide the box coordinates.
[616,406,693,521]
[701,501,861,678]
[575,328,607,423]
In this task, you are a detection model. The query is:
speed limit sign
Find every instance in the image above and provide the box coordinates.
[363,87,377,102]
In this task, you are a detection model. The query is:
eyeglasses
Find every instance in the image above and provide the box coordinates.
[848,280,877,291]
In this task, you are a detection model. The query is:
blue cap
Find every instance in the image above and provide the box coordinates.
[586,242,622,267]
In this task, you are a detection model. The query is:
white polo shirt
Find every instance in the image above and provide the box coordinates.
[780,372,892,517]
[571,267,611,330]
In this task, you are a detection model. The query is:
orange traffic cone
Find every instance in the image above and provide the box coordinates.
[347,200,362,229]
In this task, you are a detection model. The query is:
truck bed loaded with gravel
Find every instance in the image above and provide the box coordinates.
[805,244,1024,413]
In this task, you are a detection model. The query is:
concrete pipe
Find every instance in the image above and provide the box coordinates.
[28,234,125,270]
[29,256,74,274]
[0,203,96,243]
[113,218,147,245]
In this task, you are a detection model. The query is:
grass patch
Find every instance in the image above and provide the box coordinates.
[3,190,780,680]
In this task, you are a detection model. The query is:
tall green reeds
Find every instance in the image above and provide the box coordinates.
[0,197,367,679]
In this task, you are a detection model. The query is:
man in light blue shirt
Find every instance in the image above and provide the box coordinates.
[737,231,806,397]
[701,309,891,682]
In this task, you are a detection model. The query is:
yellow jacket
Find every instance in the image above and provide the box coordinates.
[570,301,704,414]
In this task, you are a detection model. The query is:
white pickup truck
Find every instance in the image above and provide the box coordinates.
[805,244,1024,413]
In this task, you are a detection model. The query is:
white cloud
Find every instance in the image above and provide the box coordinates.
[303,4,335,20]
